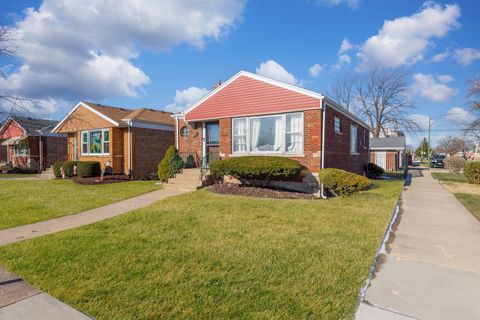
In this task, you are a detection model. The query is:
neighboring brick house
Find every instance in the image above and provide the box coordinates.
[52,101,175,179]
[173,71,370,182]
[0,116,67,172]
[370,137,407,171]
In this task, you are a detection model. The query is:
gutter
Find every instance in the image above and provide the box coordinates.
[320,97,327,199]
[127,120,132,176]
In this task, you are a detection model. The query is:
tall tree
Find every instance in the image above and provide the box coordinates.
[436,136,467,156]
[415,138,430,160]
[331,67,418,137]
[465,73,480,139]
[0,25,29,120]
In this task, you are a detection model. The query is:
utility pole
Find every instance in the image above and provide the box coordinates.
[427,117,432,161]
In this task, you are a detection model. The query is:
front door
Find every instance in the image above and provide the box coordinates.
[205,121,220,165]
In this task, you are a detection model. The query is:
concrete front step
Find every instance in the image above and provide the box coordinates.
[163,183,198,192]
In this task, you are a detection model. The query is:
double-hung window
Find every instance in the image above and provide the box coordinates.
[334,116,342,134]
[350,125,358,154]
[232,112,304,154]
[81,129,110,155]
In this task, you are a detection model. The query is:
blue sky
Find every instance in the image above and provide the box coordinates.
[0,0,479,146]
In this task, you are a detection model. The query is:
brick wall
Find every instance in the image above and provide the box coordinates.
[177,119,203,165]
[132,127,174,179]
[323,106,369,175]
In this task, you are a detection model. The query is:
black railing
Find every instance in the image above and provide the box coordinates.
[168,153,184,179]
[200,152,220,180]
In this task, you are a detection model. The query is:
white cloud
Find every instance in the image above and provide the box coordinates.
[165,87,209,113]
[256,60,297,85]
[316,0,360,10]
[330,54,351,71]
[338,38,353,55]
[412,73,458,102]
[453,48,480,66]
[0,0,245,115]
[410,114,430,131]
[445,107,471,124]
[309,64,324,78]
[437,74,454,83]
[357,2,460,69]
[431,50,450,62]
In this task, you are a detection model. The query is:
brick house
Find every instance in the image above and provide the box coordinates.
[0,116,67,172]
[173,71,370,183]
[53,101,175,179]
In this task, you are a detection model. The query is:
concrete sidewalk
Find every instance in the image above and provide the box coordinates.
[356,169,480,320]
[0,187,184,246]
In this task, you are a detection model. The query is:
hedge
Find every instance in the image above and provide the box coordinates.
[52,162,64,178]
[77,161,101,178]
[209,156,302,186]
[319,168,372,196]
[158,145,180,182]
[366,162,384,178]
[444,155,465,174]
[464,162,480,184]
[62,161,78,177]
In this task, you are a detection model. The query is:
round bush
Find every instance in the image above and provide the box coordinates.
[444,155,466,174]
[210,156,302,186]
[319,168,372,196]
[464,161,480,184]
[52,161,64,178]
[76,161,101,178]
[366,162,385,178]
[158,145,179,182]
[61,161,78,177]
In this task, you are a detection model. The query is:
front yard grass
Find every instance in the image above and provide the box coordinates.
[432,172,480,221]
[0,173,38,179]
[0,180,403,320]
[0,179,160,229]
[432,172,468,183]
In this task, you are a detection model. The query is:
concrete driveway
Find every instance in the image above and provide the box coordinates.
[356,169,480,320]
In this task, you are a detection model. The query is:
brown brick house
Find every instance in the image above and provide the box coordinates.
[174,71,370,182]
[0,116,67,172]
[53,101,175,179]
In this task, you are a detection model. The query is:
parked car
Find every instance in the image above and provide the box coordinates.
[430,155,446,168]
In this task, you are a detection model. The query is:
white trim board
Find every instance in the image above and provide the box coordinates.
[52,101,119,132]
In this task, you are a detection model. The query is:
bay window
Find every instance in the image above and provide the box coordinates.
[81,129,110,155]
[232,113,304,154]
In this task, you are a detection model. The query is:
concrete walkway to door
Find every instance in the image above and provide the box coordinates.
[356,169,480,320]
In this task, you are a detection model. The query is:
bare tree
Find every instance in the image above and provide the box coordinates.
[330,67,418,137]
[436,136,467,156]
[0,25,30,120]
[465,73,480,140]
[329,73,356,111]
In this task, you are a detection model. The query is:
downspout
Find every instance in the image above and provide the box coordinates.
[320,97,327,199]
[127,121,132,177]
[175,116,179,149]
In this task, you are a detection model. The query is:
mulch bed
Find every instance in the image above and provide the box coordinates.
[207,183,317,199]
[72,174,132,185]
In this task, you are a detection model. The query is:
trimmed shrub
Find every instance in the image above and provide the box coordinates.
[158,145,179,182]
[52,162,64,178]
[76,161,101,178]
[210,156,302,186]
[319,168,372,196]
[61,161,78,177]
[366,162,385,178]
[464,162,480,184]
[444,155,466,173]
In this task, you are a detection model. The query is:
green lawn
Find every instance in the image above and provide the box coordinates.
[432,172,468,183]
[0,173,38,179]
[0,180,403,320]
[453,193,480,221]
[0,179,160,229]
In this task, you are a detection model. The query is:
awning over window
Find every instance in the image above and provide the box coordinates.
[1,136,27,146]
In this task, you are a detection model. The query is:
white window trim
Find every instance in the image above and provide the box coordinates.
[231,112,304,156]
[81,128,110,156]
[350,124,359,155]
[334,116,342,134]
